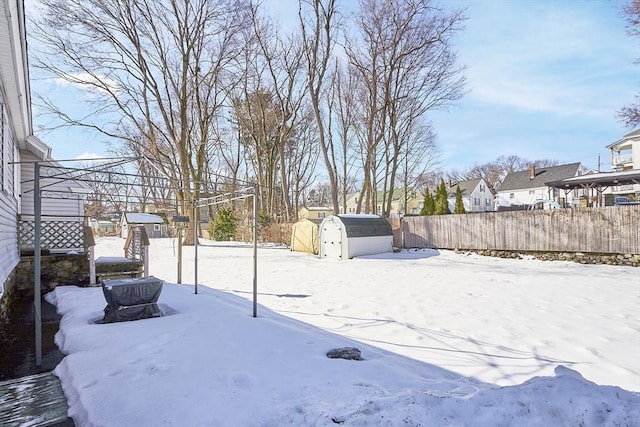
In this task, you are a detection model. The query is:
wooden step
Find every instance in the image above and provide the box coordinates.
[0,371,71,426]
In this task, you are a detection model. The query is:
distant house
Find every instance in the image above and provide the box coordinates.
[608,129,640,172]
[20,152,91,221]
[341,193,359,214]
[606,129,640,200]
[341,189,423,216]
[496,163,586,209]
[121,213,167,238]
[90,218,118,236]
[446,178,493,213]
[297,206,333,221]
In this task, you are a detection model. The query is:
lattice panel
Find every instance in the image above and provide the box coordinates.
[20,220,85,251]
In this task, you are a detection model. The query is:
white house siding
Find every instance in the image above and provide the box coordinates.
[447,179,494,213]
[0,89,20,298]
[499,187,554,208]
[497,163,585,209]
[19,152,86,220]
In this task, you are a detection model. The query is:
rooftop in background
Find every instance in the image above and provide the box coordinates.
[499,163,582,192]
[446,179,482,198]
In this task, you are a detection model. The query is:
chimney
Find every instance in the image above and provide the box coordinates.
[529,164,536,180]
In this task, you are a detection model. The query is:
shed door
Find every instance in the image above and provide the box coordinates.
[322,223,342,259]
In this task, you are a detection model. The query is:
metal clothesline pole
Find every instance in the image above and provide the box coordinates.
[253,184,258,318]
[34,162,42,367]
[193,186,259,317]
[194,203,198,295]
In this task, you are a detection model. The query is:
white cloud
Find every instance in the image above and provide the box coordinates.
[75,152,103,161]
[53,72,120,96]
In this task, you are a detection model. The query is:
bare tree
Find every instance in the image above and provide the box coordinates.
[299,0,342,214]
[31,0,247,243]
[447,155,559,194]
[346,0,466,216]
[618,0,640,128]
[330,60,361,214]
[396,124,439,214]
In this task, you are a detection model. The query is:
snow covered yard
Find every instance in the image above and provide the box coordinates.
[48,237,640,426]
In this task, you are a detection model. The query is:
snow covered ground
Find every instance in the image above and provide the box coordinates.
[48,237,640,426]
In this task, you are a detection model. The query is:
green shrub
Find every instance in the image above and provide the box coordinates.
[208,207,238,241]
[454,186,466,214]
[420,188,435,215]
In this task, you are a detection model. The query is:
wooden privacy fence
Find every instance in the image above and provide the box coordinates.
[402,205,640,254]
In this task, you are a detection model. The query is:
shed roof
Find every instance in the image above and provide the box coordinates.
[336,215,392,238]
[499,163,581,192]
[124,213,165,224]
[302,206,333,212]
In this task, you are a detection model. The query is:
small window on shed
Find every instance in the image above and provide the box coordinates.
[509,193,514,199]
[318,212,326,219]
[154,224,160,231]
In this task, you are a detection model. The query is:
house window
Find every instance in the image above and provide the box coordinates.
[154,224,160,231]
[349,207,355,212]
[318,212,326,219]
[473,197,480,205]
[509,193,514,199]
[528,190,535,194]
[479,184,485,192]
[485,198,491,206]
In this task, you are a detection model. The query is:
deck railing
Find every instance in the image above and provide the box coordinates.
[124,226,150,277]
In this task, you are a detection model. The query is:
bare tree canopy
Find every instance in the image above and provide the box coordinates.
[345,0,466,216]
[29,0,469,223]
[31,0,248,241]
[618,0,640,128]
[446,155,559,195]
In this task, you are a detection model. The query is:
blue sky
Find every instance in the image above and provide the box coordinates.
[28,0,638,172]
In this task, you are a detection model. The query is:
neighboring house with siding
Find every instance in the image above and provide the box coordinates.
[446,178,494,213]
[19,150,90,220]
[297,206,333,221]
[341,190,423,216]
[606,129,640,199]
[1,0,90,308]
[0,0,51,303]
[496,163,586,209]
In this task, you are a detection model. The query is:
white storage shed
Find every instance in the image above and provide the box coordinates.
[319,214,393,260]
